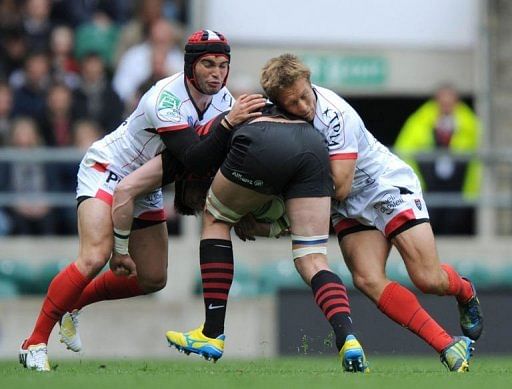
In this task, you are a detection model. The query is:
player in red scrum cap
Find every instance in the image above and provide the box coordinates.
[18,29,265,372]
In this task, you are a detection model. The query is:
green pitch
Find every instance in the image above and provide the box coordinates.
[1,357,511,389]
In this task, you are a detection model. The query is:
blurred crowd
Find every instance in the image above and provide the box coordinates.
[0,0,188,236]
[0,0,481,238]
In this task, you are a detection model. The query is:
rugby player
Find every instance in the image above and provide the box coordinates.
[18,29,265,372]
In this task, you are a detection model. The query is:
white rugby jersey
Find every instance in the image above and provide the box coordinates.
[312,84,408,195]
[83,72,234,176]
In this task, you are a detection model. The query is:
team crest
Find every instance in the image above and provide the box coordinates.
[415,199,422,210]
[157,91,181,122]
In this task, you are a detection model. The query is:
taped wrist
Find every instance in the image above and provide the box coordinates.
[113,228,130,255]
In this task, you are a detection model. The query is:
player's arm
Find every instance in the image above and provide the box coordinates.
[110,156,167,275]
[330,158,356,201]
[158,114,229,176]
[158,94,266,175]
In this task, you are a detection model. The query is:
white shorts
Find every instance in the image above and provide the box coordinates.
[331,164,429,238]
[76,160,166,222]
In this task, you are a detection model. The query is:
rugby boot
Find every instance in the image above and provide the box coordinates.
[458,278,483,341]
[166,325,224,362]
[440,336,475,372]
[59,309,82,352]
[339,334,369,373]
[19,342,51,372]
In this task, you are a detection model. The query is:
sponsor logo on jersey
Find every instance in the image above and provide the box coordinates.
[374,193,405,215]
[157,91,181,122]
[415,198,422,210]
[231,171,264,187]
[145,191,163,207]
[320,106,342,148]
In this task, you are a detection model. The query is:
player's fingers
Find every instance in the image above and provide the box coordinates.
[245,101,266,111]
[241,93,263,101]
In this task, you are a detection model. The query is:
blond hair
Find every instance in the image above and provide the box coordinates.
[260,54,311,103]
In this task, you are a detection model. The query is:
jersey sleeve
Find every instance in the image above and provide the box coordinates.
[144,89,190,133]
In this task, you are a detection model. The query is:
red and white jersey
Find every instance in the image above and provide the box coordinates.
[82,72,234,176]
[312,85,409,195]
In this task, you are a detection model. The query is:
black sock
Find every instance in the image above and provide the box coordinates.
[200,239,234,338]
[311,270,354,351]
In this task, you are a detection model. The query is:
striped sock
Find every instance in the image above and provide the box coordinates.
[311,270,354,350]
[200,239,234,338]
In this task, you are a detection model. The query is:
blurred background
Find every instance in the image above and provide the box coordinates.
[0,0,511,359]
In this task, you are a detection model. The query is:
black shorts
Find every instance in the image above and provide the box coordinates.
[220,121,333,199]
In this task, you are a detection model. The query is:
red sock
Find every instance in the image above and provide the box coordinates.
[441,264,474,303]
[378,282,453,353]
[72,270,145,310]
[25,263,90,347]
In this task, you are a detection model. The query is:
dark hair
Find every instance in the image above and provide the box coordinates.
[174,176,212,216]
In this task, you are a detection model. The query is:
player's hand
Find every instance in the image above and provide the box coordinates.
[225,94,266,127]
[110,252,137,277]
[234,214,258,241]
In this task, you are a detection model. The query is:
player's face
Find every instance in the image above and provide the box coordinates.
[193,55,229,95]
[276,78,316,121]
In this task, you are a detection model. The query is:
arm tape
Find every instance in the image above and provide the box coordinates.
[113,228,130,255]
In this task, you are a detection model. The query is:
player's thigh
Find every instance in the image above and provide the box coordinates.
[129,222,168,286]
[210,170,272,215]
[287,197,331,282]
[285,197,331,236]
[76,198,114,274]
[391,222,443,282]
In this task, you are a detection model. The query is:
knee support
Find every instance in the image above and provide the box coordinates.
[291,234,329,260]
[205,188,243,224]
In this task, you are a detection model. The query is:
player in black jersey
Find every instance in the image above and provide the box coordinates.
[164,108,369,372]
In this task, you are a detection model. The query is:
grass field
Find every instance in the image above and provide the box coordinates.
[1,356,511,389]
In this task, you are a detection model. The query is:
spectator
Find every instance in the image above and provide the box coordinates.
[0,28,28,80]
[50,25,80,89]
[74,5,120,68]
[53,119,103,235]
[1,117,57,235]
[394,84,481,235]
[0,82,14,145]
[40,82,75,146]
[114,0,166,65]
[113,18,183,102]
[51,0,131,28]
[71,118,102,151]
[73,52,124,133]
[11,51,51,120]
[0,0,22,34]
[22,0,53,52]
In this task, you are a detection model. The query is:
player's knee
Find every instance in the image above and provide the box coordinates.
[352,272,385,298]
[137,273,167,293]
[77,250,110,276]
[294,254,329,284]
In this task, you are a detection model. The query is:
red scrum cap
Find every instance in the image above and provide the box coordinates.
[184,29,231,91]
